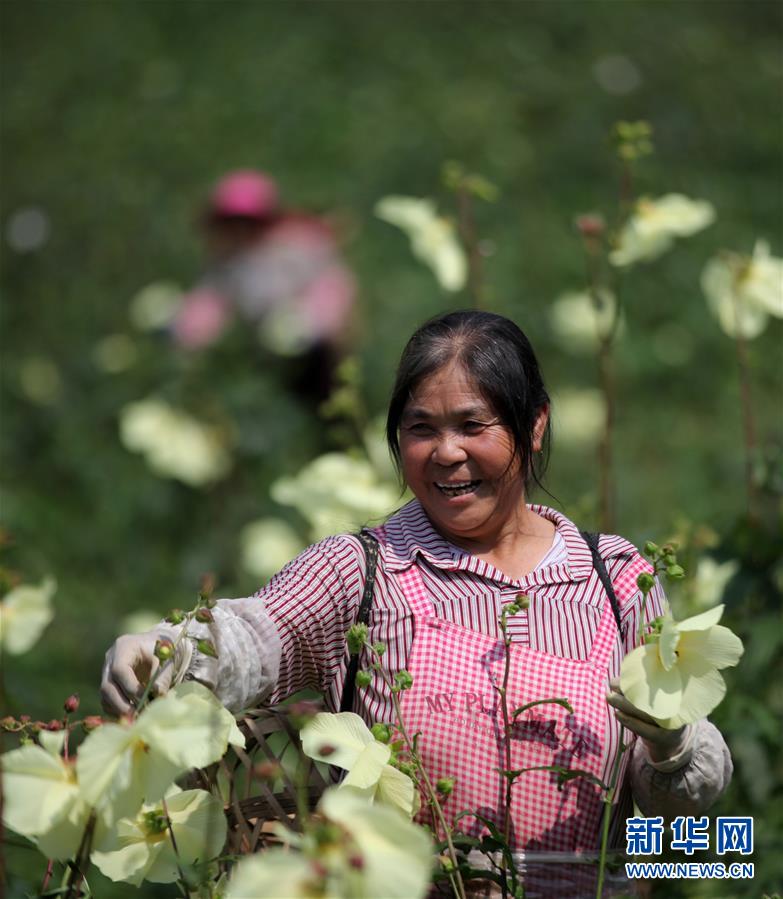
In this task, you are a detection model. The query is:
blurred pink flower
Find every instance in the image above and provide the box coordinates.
[171,289,232,349]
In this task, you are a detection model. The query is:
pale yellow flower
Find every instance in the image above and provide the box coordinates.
[620,604,743,728]
[301,712,417,818]
[375,196,467,291]
[689,557,740,610]
[225,787,432,899]
[119,397,232,487]
[0,577,56,654]
[610,194,715,267]
[550,388,606,449]
[226,852,327,899]
[701,241,783,339]
[550,288,623,354]
[77,682,243,823]
[239,517,305,582]
[91,787,227,886]
[0,730,99,860]
[320,788,432,898]
[272,452,399,540]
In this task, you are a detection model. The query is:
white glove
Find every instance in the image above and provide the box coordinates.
[607,677,694,768]
[100,627,192,716]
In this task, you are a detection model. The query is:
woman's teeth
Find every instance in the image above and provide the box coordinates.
[436,480,481,497]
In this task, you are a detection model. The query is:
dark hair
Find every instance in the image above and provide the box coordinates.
[386,310,551,492]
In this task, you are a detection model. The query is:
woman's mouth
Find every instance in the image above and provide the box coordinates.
[435,479,482,497]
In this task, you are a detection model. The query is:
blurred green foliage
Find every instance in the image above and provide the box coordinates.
[1,1,781,896]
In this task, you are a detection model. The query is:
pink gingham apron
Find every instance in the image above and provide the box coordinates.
[396,562,618,853]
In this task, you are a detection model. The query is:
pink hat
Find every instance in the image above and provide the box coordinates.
[208,170,279,220]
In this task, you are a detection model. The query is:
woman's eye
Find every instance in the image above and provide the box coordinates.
[463,421,486,434]
[407,423,434,435]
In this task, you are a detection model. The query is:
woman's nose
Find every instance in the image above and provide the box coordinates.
[431,432,468,465]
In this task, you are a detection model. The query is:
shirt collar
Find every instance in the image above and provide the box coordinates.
[379,500,597,583]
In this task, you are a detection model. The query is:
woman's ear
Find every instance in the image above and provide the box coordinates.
[532,405,550,453]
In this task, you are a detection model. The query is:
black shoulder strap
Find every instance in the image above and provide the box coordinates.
[339,530,380,712]
[580,530,623,634]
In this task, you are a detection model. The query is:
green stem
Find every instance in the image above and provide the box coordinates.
[64,810,97,899]
[595,736,627,899]
[732,296,760,521]
[368,647,467,899]
[456,185,484,310]
[162,797,190,896]
[497,613,519,899]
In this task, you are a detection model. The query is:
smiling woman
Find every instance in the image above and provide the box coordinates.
[101,310,733,897]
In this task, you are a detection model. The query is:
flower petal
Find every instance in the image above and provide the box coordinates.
[1,745,78,838]
[675,603,725,632]
[620,644,684,719]
[376,765,418,818]
[321,788,433,899]
[342,741,391,792]
[37,799,97,861]
[0,578,56,654]
[670,667,727,724]
[658,617,680,671]
[162,789,227,871]
[300,711,372,769]
[225,851,318,899]
[678,625,744,671]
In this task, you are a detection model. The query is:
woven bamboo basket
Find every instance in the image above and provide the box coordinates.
[191,704,330,856]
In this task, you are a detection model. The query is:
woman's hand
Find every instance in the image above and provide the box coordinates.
[100,629,190,716]
[607,677,691,765]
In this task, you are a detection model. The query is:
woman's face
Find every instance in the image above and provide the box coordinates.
[399,362,543,549]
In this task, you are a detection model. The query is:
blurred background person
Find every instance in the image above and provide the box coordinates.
[172,168,357,402]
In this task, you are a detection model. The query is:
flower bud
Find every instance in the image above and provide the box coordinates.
[199,573,216,602]
[195,607,214,623]
[346,623,369,654]
[1,716,20,732]
[196,639,218,659]
[45,719,63,731]
[397,761,415,777]
[253,760,282,781]
[394,670,413,691]
[643,541,659,557]
[63,694,80,714]
[19,714,31,724]
[636,572,655,594]
[310,860,329,880]
[289,700,321,729]
[83,715,103,732]
[575,214,606,239]
[440,855,456,874]
[154,638,175,662]
[436,777,455,796]
[166,609,186,625]
[355,670,373,688]
[371,723,392,743]
[666,564,685,579]
[372,641,386,657]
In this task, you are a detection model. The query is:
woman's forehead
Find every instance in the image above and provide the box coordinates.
[403,363,496,415]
